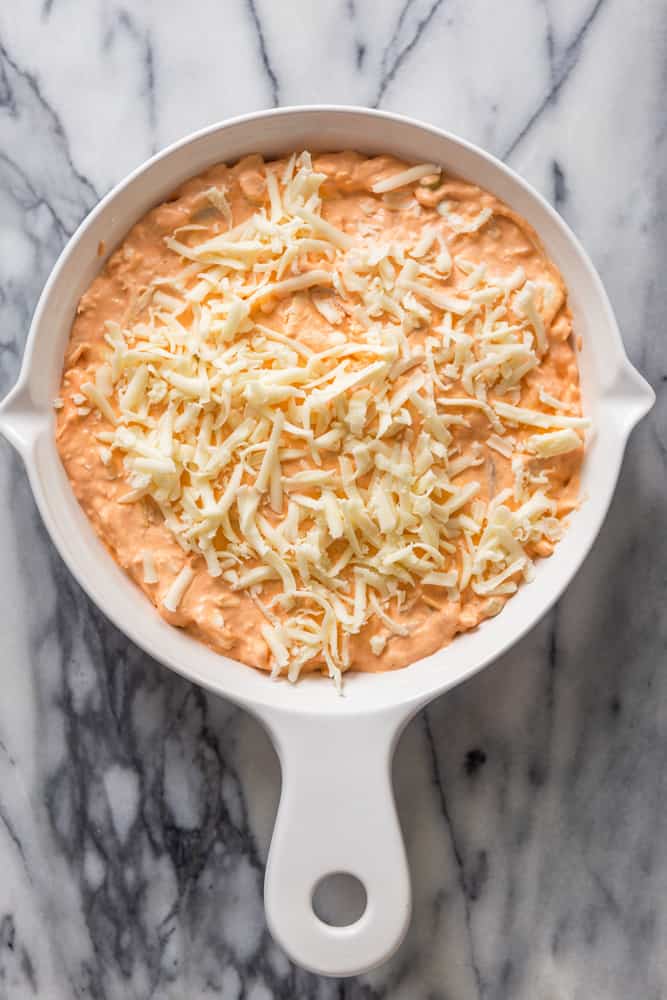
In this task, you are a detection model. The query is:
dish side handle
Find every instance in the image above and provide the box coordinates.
[260,705,414,978]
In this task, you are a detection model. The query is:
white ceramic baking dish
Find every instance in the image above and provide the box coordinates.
[0,107,654,978]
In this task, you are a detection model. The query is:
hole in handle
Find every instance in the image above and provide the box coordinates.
[312,872,367,928]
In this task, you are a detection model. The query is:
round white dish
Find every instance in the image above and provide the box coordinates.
[0,106,654,977]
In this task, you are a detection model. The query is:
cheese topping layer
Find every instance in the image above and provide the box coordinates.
[56,151,587,686]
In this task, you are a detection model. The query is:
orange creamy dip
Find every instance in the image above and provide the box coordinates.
[56,151,584,680]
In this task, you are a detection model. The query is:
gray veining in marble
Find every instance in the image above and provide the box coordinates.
[1,1,666,997]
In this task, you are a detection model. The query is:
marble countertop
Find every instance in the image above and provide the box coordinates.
[1,1,665,997]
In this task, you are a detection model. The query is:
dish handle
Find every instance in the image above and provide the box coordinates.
[259,705,413,977]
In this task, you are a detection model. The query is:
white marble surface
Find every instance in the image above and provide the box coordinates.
[0,1,665,996]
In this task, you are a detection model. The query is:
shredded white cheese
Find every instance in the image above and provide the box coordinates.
[372,163,440,194]
[525,428,582,457]
[142,549,159,584]
[162,565,194,612]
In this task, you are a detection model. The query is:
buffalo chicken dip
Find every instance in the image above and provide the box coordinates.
[56,151,588,686]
